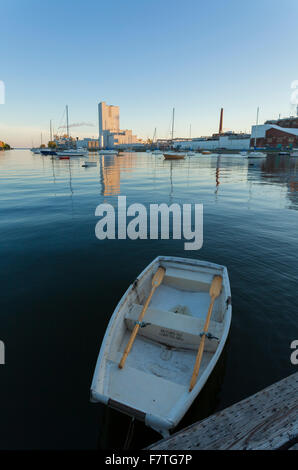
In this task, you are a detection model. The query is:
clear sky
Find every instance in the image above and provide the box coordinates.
[1,0,298,147]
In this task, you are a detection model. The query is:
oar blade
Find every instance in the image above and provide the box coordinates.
[152,266,166,288]
[209,275,223,298]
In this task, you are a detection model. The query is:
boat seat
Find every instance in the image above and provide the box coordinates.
[162,266,215,292]
[125,304,223,352]
[106,360,186,416]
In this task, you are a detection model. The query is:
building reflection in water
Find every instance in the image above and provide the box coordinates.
[260,155,298,209]
[99,153,137,196]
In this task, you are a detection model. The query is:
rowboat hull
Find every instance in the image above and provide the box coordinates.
[164,153,185,160]
[90,256,232,437]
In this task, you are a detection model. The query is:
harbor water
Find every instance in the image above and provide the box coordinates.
[0,149,297,449]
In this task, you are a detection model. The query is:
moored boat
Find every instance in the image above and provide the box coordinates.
[90,256,232,437]
[291,149,298,157]
[31,148,41,154]
[82,160,97,167]
[40,148,57,156]
[201,150,211,155]
[164,153,185,160]
[99,149,119,155]
[247,151,266,158]
[56,148,87,157]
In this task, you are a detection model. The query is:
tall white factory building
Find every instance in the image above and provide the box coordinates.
[98,101,139,148]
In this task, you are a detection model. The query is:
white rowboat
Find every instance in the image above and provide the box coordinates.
[90,256,232,437]
[247,152,266,158]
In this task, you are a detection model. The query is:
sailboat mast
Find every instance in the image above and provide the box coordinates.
[254,106,259,148]
[66,105,69,139]
[153,127,156,143]
[171,108,175,142]
[50,120,52,142]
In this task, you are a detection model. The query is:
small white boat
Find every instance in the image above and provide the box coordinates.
[247,152,266,158]
[90,256,232,437]
[240,151,248,156]
[98,150,119,155]
[291,149,298,157]
[56,148,87,157]
[187,151,196,156]
[152,149,163,155]
[31,148,41,154]
[82,160,97,167]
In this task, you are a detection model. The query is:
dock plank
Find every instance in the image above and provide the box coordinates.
[147,372,298,450]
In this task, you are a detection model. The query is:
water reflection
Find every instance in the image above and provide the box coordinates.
[260,155,298,210]
[100,153,137,196]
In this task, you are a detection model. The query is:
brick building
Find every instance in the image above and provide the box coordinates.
[250,124,298,149]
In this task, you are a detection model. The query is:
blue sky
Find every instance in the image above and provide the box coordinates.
[1,0,298,146]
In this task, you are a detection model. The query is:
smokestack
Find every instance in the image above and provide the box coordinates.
[219,108,223,134]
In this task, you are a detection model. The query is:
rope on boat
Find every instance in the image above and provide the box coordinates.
[199,332,219,340]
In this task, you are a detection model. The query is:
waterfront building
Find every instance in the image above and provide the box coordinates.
[172,132,251,151]
[76,138,99,150]
[98,101,139,148]
[250,124,298,149]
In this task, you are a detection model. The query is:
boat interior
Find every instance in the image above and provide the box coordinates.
[100,259,228,420]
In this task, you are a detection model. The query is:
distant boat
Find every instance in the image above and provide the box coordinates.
[82,161,97,167]
[164,153,185,160]
[98,150,118,155]
[187,151,196,156]
[31,148,41,154]
[56,148,87,157]
[40,148,57,156]
[247,152,266,158]
[90,256,232,438]
[152,149,163,155]
[278,151,290,156]
[201,150,211,155]
[291,149,298,157]
[240,151,248,156]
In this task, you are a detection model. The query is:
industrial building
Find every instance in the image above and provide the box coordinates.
[98,101,139,148]
[250,123,298,149]
[172,132,251,151]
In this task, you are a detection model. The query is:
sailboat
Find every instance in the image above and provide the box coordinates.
[56,105,87,157]
[247,107,266,158]
[187,124,195,156]
[31,133,43,154]
[151,128,162,155]
[40,122,58,155]
[164,108,185,160]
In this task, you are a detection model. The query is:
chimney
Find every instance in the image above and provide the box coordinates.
[218,108,223,134]
[219,108,223,134]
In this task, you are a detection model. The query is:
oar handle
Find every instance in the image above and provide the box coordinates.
[189,296,215,392]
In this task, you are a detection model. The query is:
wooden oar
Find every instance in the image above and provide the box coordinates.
[189,275,223,392]
[119,266,166,369]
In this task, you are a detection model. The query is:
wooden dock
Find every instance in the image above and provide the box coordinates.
[147,372,298,450]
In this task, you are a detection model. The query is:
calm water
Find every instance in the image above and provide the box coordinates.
[0,149,297,449]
